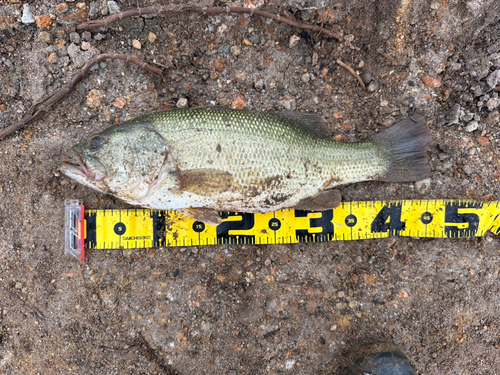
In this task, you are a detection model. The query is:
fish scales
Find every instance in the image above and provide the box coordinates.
[60,108,431,224]
[147,108,387,188]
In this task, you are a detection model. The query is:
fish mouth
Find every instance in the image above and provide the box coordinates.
[61,160,88,176]
[60,151,106,183]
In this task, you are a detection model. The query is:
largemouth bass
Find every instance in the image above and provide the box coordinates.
[60,108,431,225]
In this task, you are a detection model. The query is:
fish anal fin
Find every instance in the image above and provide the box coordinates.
[171,169,233,196]
[178,208,222,226]
[293,189,342,211]
[276,111,332,139]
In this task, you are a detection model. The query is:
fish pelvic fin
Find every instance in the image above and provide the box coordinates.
[372,114,432,182]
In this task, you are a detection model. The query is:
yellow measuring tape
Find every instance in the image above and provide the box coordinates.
[65,199,500,261]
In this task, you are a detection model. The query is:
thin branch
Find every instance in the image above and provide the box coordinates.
[127,333,180,375]
[1,285,46,322]
[0,53,162,140]
[76,4,342,41]
[336,59,366,90]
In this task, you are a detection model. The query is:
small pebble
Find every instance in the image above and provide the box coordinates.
[35,15,52,29]
[22,4,35,24]
[81,41,91,51]
[430,1,440,10]
[380,99,389,107]
[230,45,241,57]
[0,104,6,111]
[486,98,500,111]
[415,178,431,194]
[367,80,379,92]
[312,52,318,66]
[487,70,500,89]
[218,44,231,54]
[212,58,226,73]
[254,80,264,91]
[76,2,87,9]
[48,53,58,64]
[243,38,253,46]
[360,72,372,84]
[70,32,81,44]
[176,98,188,108]
[289,35,301,48]
[94,33,106,41]
[231,95,245,110]
[112,97,126,108]
[108,0,120,14]
[477,136,489,146]
[148,32,157,43]
[421,73,442,88]
[132,39,141,49]
[301,73,310,83]
[344,34,355,43]
[465,120,479,132]
[248,34,261,45]
[56,3,69,12]
[86,89,104,108]
[82,31,92,42]
[485,110,499,124]
[305,300,317,314]
[279,96,296,111]
[38,31,52,44]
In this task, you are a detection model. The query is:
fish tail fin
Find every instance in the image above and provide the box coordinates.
[372,114,432,182]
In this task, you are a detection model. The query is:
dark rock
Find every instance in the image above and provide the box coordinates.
[248,34,261,45]
[360,72,372,84]
[436,104,461,126]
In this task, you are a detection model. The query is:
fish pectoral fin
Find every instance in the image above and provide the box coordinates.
[178,208,222,226]
[293,189,342,211]
[171,169,233,196]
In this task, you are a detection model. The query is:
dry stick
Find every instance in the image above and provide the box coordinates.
[1,285,46,322]
[0,53,162,140]
[336,59,366,90]
[76,4,342,41]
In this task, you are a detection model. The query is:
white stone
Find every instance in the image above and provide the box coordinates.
[22,4,35,24]
[176,98,188,108]
[289,35,301,48]
[465,120,479,132]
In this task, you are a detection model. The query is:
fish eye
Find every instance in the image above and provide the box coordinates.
[89,136,104,151]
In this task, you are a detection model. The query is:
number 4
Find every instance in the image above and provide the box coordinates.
[371,203,405,235]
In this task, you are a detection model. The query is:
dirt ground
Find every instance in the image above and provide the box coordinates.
[1,0,500,374]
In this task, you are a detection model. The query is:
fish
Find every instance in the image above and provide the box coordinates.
[60,108,431,225]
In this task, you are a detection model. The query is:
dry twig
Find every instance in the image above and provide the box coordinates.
[76,4,342,41]
[336,59,366,90]
[1,285,46,322]
[0,53,162,140]
[128,333,180,375]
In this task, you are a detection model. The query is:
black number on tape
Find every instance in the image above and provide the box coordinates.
[217,212,255,244]
[371,203,405,235]
[150,211,166,247]
[444,202,481,238]
[295,210,334,242]
[85,211,97,249]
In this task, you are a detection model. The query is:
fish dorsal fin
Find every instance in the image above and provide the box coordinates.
[276,111,332,139]
[171,169,233,196]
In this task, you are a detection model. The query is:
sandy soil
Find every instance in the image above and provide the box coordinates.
[1,0,500,374]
